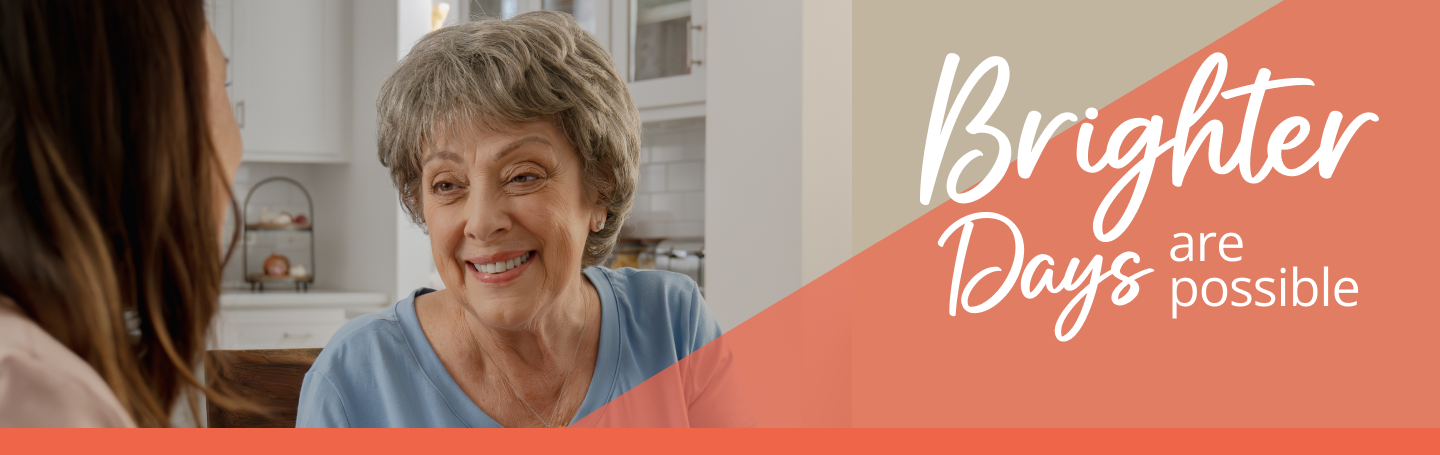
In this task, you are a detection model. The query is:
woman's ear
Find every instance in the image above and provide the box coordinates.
[591,206,608,233]
[587,187,608,232]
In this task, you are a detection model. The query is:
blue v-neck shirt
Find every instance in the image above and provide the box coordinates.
[294,267,720,428]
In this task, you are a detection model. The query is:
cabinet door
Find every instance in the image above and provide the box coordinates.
[214,308,349,350]
[622,0,705,111]
[232,0,350,163]
[537,0,612,52]
[464,0,524,19]
[205,0,235,99]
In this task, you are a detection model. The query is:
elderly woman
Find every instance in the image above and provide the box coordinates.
[295,12,735,428]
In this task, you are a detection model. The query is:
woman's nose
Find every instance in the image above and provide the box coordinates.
[463,189,511,242]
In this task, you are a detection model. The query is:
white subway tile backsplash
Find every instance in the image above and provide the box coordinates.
[667,162,703,191]
[650,132,687,163]
[684,131,705,159]
[641,164,667,193]
[624,118,706,240]
[629,220,662,239]
[669,221,703,238]
[632,194,651,215]
[650,193,684,220]
[622,211,651,238]
[682,192,705,221]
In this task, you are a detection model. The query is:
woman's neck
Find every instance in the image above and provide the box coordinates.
[460,275,599,376]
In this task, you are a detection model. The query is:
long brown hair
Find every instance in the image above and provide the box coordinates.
[0,0,236,426]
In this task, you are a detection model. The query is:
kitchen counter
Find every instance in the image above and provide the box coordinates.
[220,290,390,310]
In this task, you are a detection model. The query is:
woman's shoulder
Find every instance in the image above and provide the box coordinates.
[0,305,135,427]
[309,295,422,375]
[589,267,703,312]
[586,267,719,354]
[593,266,699,293]
[298,289,457,427]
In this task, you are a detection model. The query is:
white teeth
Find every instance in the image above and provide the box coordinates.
[473,252,531,274]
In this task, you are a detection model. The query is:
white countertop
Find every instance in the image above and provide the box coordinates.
[219,290,390,310]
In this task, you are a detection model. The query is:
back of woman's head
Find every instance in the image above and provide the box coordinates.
[0,0,232,426]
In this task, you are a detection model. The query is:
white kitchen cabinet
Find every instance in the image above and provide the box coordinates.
[214,292,388,350]
[456,0,612,51]
[536,0,708,117]
[218,309,347,350]
[209,0,353,163]
[619,0,705,113]
[458,0,703,115]
[538,0,612,51]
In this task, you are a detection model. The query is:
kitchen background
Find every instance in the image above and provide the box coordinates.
[202,0,855,385]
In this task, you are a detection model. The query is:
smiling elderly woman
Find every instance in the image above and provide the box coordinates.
[295,12,737,428]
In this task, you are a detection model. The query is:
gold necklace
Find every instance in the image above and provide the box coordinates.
[471,309,590,428]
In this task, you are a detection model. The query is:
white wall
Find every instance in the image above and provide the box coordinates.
[308,0,416,301]
[706,0,802,331]
[706,1,852,331]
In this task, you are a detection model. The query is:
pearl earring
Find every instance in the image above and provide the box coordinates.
[595,220,605,232]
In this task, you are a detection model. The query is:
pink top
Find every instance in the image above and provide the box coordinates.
[0,297,134,427]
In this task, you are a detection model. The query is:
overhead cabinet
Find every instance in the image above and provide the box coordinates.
[622,0,705,112]
[461,0,706,114]
[210,0,353,163]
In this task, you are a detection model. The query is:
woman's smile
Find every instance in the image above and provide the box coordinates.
[466,250,538,285]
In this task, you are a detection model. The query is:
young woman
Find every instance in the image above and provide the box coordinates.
[0,0,244,427]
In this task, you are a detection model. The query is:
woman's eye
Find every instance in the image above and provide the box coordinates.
[434,182,457,193]
[511,174,539,184]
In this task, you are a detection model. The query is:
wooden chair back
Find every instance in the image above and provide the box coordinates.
[204,348,322,428]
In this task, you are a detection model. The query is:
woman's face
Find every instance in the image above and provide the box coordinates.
[421,121,605,328]
[205,27,244,233]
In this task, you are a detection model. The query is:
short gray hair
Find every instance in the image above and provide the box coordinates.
[376,11,641,267]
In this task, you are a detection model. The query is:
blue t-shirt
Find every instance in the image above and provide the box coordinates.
[295,267,720,427]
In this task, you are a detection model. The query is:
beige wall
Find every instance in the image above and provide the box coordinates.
[705,0,1279,330]
[801,0,853,284]
[852,0,1281,253]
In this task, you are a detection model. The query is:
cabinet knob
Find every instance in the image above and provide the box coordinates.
[282,332,313,339]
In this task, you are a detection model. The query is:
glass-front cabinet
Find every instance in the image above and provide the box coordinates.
[451,0,705,113]
[542,0,604,38]
[630,0,697,82]
[619,0,705,112]
[460,0,609,45]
